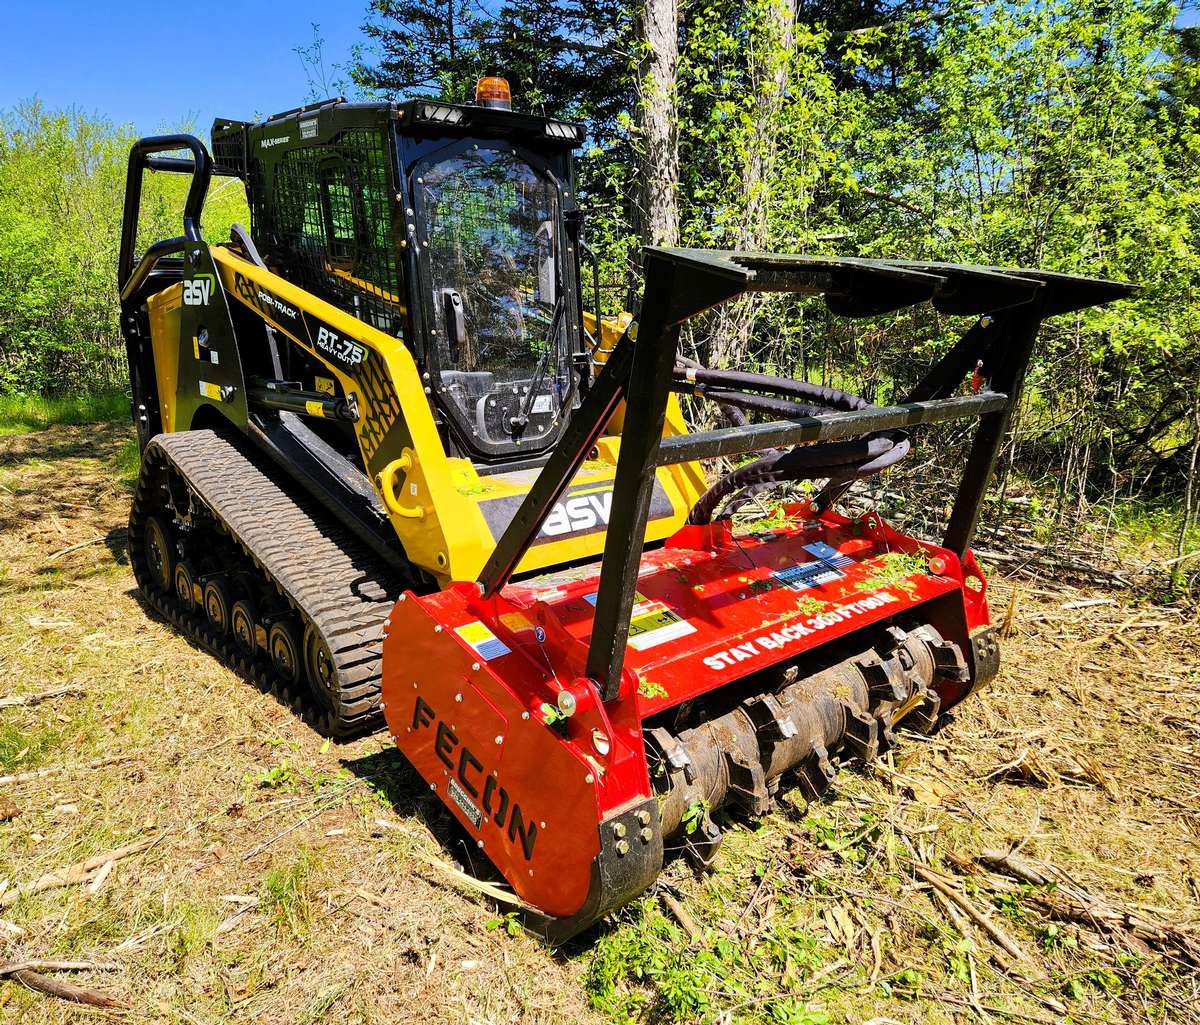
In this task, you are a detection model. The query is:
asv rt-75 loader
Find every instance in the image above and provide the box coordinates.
[117,79,1131,940]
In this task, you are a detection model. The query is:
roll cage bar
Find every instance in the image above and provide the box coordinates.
[118,134,213,305]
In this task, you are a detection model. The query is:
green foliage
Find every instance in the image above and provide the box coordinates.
[485,910,525,936]
[681,797,708,834]
[247,760,300,790]
[861,551,930,594]
[586,896,829,1022]
[0,101,248,396]
[1040,921,1079,952]
[261,850,318,937]
[0,389,127,433]
[637,676,668,699]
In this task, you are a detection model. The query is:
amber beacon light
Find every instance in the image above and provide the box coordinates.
[475,75,512,110]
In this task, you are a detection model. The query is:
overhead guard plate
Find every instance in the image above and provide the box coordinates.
[647,248,1136,320]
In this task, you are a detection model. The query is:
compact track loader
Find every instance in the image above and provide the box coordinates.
[118,82,1132,939]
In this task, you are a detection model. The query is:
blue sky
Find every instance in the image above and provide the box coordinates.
[0,1,371,134]
[3,2,1197,134]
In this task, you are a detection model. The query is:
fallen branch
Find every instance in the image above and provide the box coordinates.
[913,864,1030,963]
[977,848,1051,886]
[0,837,155,908]
[659,888,702,942]
[0,684,85,709]
[976,849,1200,965]
[0,754,133,786]
[0,960,116,976]
[46,533,120,561]
[412,850,532,910]
[1023,887,1200,965]
[9,969,125,1008]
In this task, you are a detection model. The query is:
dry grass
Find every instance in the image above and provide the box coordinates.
[1,423,1198,1024]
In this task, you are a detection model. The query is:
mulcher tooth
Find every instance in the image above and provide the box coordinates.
[726,749,773,817]
[876,716,899,755]
[881,624,908,652]
[929,638,970,683]
[682,815,724,872]
[906,689,943,735]
[650,726,696,785]
[841,705,880,762]
[743,692,799,743]
[859,654,907,705]
[795,740,837,802]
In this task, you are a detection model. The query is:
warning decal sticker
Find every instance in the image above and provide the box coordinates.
[583,591,698,652]
[772,542,856,592]
[454,621,512,661]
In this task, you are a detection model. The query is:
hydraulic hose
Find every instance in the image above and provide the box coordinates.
[677,361,910,524]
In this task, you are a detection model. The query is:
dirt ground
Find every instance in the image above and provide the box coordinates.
[1,422,1198,1025]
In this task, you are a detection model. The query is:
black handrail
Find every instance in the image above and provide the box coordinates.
[119,236,188,305]
[118,134,213,293]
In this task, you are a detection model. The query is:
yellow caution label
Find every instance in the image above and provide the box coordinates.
[193,336,201,359]
[199,381,222,401]
[454,621,511,660]
[305,400,325,418]
[314,376,335,396]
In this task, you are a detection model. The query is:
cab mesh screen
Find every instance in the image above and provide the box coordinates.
[257,128,405,338]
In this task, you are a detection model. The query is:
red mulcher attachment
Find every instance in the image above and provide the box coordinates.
[381,249,1132,941]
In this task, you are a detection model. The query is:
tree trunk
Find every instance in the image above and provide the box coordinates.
[708,0,796,371]
[1172,385,1200,592]
[638,0,680,248]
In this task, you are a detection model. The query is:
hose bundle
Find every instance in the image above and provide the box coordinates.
[675,361,910,525]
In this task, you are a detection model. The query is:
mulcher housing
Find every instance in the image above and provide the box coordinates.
[117,97,1133,940]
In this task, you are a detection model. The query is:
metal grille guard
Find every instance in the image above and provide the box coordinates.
[476,248,1134,699]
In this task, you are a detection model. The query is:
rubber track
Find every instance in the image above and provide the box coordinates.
[128,430,402,737]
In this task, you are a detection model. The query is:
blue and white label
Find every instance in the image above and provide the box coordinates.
[454,621,511,661]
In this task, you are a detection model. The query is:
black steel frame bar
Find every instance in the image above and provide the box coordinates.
[655,392,1008,465]
[942,300,1046,557]
[475,335,637,594]
[119,237,188,305]
[584,258,686,697]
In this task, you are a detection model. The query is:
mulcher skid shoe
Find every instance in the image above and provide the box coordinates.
[381,504,998,939]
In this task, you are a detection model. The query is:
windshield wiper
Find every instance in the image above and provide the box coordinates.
[509,297,565,437]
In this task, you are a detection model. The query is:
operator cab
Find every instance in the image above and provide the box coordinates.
[214,78,589,469]
[414,130,576,460]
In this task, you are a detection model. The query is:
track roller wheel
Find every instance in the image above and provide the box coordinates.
[142,516,174,593]
[303,623,338,711]
[231,600,259,656]
[268,619,304,688]
[174,561,198,612]
[203,578,233,636]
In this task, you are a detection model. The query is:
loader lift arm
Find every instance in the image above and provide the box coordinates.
[477,247,1134,700]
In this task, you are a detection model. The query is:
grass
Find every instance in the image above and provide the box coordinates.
[0,720,62,774]
[2,421,1199,1024]
[0,389,128,434]
[261,850,319,938]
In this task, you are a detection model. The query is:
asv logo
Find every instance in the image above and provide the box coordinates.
[541,491,613,538]
[183,275,214,306]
